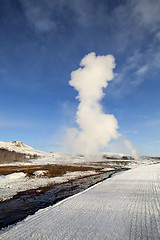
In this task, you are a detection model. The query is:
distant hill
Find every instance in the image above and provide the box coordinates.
[0,141,40,164]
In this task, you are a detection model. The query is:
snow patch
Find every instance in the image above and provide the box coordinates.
[101,167,115,171]
[0,172,26,182]
[33,170,48,176]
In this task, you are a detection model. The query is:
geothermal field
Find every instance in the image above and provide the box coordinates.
[0,141,160,239]
[1,0,160,237]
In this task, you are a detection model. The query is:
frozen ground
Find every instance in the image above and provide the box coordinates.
[0,170,97,202]
[0,140,159,167]
[1,163,160,240]
[0,141,159,204]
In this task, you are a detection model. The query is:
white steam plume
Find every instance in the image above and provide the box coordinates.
[66,52,120,155]
[124,139,138,159]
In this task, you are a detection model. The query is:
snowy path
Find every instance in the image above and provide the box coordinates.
[1,164,160,240]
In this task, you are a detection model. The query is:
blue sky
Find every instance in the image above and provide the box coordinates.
[0,0,160,156]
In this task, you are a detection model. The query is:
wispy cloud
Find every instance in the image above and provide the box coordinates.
[105,0,160,97]
[138,114,149,119]
[145,119,160,127]
[136,65,148,76]
[110,51,148,96]
[122,130,138,135]
[46,141,62,147]
[0,112,33,128]
[133,0,160,33]
[110,42,159,96]
[0,119,32,128]
[19,0,108,32]
[20,0,58,32]
[155,32,160,40]
[19,0,160,99]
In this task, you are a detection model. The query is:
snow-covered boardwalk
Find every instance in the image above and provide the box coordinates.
[1,163,160,240]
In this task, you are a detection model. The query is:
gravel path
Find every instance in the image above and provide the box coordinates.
[0,163,160,240]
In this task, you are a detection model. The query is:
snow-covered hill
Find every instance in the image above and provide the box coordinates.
[0,141,50,164]
[0,141,40,155]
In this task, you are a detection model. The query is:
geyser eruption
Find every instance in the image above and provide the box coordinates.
[66,52,120,155]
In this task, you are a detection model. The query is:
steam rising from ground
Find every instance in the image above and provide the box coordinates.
[65,52,120,155]
[124,139,138,159]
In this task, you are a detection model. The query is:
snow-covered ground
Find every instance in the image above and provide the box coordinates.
[0,141,160,203]
[0,170,97,202]
[0,140,159,166]
[0,163,160,239]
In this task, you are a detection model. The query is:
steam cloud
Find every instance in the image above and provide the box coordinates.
[66,52,120,155]
[124,139,138,159]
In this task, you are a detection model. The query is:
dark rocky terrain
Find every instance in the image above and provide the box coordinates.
[0,148,38,164]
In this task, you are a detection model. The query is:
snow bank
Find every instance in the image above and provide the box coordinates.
[0,172,26,181]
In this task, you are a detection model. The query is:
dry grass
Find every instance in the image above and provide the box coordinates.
[0,149,38,164]
[0,165,99,178]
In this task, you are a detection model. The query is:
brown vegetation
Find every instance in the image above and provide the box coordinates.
[0,165,99,178]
